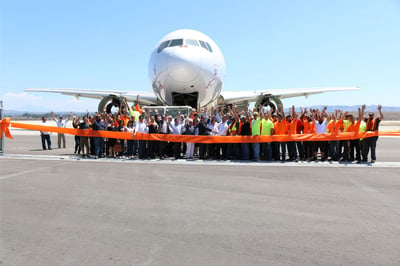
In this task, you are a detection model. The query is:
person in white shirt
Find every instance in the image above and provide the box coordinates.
[124,120,136,158]
[169,117,183,159]
[313,107,330,161]
[215,115,229,159]
[51,111,71,149]
[182,119,196,159]
[40,117,51,150]
[135,114,149,159]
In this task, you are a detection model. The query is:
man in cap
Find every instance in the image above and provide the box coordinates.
[51,111,71,149]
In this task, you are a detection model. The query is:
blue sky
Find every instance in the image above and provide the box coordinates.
[1,0,399,112]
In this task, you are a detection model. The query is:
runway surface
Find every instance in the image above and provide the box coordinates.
[1,134,400,265]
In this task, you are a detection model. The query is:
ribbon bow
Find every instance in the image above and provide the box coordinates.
[0,117,13,139]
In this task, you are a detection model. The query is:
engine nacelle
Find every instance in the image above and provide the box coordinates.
[255,94,283,114]
[98,95,128,114]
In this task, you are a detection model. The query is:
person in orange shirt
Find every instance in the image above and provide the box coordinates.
[361,104,383,163]
[346,106,363,162]
[347,116,361,162]
[272,113,288,161]
[327,111,343,161]
[119,101,130,127]
[286,105,298,161]
[295,107,305,161]
[302,110,316,161]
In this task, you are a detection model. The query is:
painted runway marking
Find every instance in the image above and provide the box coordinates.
[0,166,50,180]
[1,154,400,168]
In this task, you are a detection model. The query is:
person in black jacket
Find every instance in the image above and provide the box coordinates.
[147,116,159,159]
[155,110,170,159]
[239,113,251,160]
[182,119,196,159]
[196,115,212,159]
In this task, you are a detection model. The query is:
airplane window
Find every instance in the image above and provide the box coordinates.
[186,39,199,46]
[198,40,213,52]
[169,39,183,47]
[199,40,208,50]
[158,40,170,53]
[205,42,213,52]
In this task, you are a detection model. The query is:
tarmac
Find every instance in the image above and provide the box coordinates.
[1,131,400,265]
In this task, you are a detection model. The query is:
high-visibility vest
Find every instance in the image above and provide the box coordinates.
[359,121,367,132]
[228,123,238,136]
[366,118,377,131]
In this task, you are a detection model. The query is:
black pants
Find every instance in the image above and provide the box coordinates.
[363,137,378,161]
[215,143,226,159]
[304,141,315,159]
[74,135,81,154]
[296,141,305,160]
[350,139,361,161]
[41,134,51,150]
[199,143,208,159]
[287,141,297,160]
[138,140,147,159]
[148,140,157,158]
[158,134,168,157]
[173,142,181,159]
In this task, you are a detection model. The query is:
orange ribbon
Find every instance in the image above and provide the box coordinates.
[2,118,400,143]
[0,117,13,139]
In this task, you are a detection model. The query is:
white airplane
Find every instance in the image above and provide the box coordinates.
[25,29,359,113]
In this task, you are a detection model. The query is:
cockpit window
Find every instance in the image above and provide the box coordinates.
[198,40,213,53]
[169,39,183,47]
[186,39,199,46]
[157,39,212,53]
[157,40,170,53]
[205,42,213,52]
[199,40,207,50]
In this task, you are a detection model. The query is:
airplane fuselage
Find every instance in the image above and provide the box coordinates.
[148,29,226,108]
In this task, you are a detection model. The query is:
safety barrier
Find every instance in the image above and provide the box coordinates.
[1,118,400,143]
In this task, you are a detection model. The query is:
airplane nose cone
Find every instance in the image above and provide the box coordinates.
[166,49,201,83]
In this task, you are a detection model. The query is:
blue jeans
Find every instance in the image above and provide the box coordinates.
[262,142,272,160]
[329,141,339,160]
[127,140,134,156]
[94,137,104,157]
[41,134,51,150]
[241,143,250,160]
[252,143,260,160]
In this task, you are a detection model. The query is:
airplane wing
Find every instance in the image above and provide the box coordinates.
[24,88,160,105]
[221,87,360,105]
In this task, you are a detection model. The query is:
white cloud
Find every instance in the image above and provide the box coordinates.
[1,92,43,110]
[1,92,98,112]
[2,91,43,100]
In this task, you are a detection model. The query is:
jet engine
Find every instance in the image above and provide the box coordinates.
[255,94,283,114]
[98,95,127,114]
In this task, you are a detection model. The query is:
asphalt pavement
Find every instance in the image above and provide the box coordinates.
[1,134,400,265]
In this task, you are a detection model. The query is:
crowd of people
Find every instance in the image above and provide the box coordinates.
[41,99,384,163]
